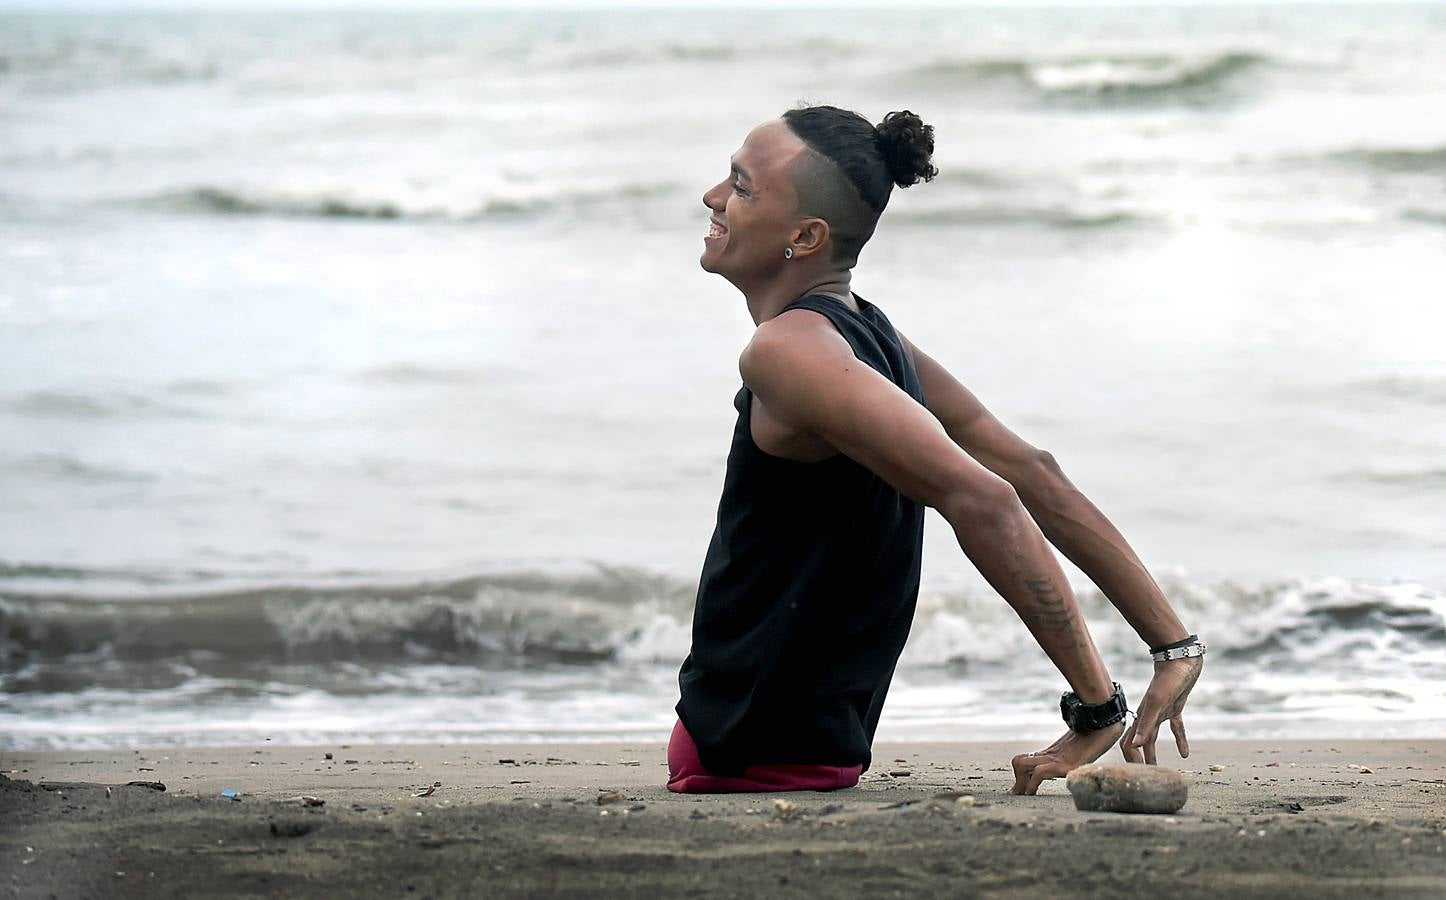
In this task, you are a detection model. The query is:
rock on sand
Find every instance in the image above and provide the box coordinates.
[1065,763,1188,814]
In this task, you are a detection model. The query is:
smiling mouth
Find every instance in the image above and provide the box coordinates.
[706,220,727,239]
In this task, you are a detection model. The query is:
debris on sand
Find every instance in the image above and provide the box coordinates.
[879,800,918,810]
[772,799,800,821]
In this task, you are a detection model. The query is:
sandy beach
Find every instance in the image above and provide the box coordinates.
[2,739,1443,898]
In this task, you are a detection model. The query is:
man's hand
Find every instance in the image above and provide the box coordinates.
[1120,656,1203,764]
[1010,721,1125,795]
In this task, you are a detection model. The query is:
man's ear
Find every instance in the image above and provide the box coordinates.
[789,218,831,261]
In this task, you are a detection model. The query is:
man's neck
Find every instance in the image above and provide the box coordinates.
[743,270,855,325]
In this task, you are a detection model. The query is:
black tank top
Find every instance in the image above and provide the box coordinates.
[676,293,927,776]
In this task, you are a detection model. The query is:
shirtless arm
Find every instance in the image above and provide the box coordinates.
[742,311,1126,791]
[897,332,1202,767]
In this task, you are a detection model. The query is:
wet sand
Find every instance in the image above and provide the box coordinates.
[3,740,1444,898]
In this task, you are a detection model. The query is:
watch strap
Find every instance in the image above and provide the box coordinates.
[1059,682,1128,734]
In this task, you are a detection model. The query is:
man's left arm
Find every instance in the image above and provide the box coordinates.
[899,333,1203,764]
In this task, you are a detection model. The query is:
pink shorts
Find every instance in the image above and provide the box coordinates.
[666,719,863,793]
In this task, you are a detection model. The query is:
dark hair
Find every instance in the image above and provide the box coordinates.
[780,104,936,266]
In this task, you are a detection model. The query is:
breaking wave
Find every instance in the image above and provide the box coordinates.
[3,567,1441,675]
[1403,208,1446,227]
[1332,145,1446,174]
[1338,468,1446,491]
[9,454,155,485]
[1338,376,1446,407]
[902,50,1272,103]
[134,179,681,222]
[891,204,1154,231]
[7,389,208,421]
[0,567,695,668]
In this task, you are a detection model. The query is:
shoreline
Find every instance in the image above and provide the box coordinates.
[4,740,1444,898]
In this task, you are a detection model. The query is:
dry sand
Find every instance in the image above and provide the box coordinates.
[3,740,1444,898]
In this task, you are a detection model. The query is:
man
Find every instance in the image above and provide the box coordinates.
[670,105,1204,796]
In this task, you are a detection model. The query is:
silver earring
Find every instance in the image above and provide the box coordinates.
[784,247,794,259]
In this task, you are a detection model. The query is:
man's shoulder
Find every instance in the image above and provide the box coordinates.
[740,310,853,386]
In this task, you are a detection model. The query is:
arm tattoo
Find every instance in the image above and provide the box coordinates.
[1020,572,1081,649]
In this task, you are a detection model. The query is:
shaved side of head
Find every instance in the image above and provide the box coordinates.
[785,147,879,269]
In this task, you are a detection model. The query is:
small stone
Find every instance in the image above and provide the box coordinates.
[1209,765,1225,772]
[1359,766,1373,774]
[888,770,912,777]
[324,753,333,761]
[1066,763,1188,815]
[596,791,623,805]
[955,795,977,807]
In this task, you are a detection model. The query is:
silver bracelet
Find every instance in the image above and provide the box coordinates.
[1151,639,1206,662]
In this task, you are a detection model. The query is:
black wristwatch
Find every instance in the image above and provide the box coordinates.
[1060,682,1127,734]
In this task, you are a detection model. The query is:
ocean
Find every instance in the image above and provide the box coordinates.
[1,4,1443,750]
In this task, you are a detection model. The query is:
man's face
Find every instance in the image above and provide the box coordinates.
[700,120,807,285]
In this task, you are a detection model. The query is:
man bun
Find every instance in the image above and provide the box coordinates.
[874,110,937,188]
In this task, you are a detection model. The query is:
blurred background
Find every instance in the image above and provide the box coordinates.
[1,0,1443,750]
